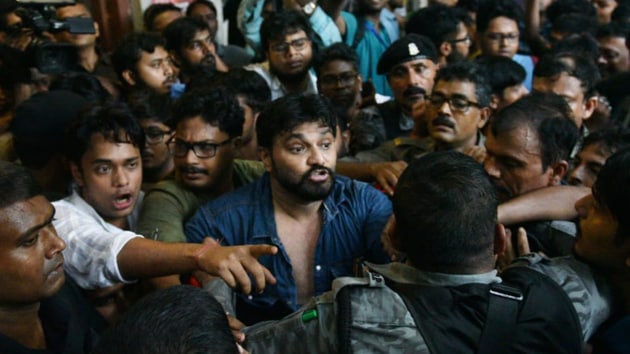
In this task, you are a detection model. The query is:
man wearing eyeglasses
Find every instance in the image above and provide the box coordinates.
[475,0,534,90]
[137,87,265,290]
[128,93,175,191]
[245,10,317,100]
[406,4,472,67]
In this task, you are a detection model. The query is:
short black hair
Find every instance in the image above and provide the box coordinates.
[111,32,166,83]
[534,52,600,99]
[393,151,497,272]
[596,21,630,40]
[612,3,630,23]
[201,68,271,114]
[0,161,43,210]
[163,16,210,56]
[475,55,525,98]
[49,72,112,103]
[185,0,216,17]
[260,10,315,54]
[434,61,492,108]
[552,14,597,37]
[406,5,463,49]
[491,92,578,171]
[313,42,360,77]
[476,0,523,34]
[143,3,181,31]
[129,92,174,126]
[582,126,630,157]
[593,147,630,240]
[551,33,600,63]
[172,87,244,138]
[93,285,239,354]
[546,0,596,25]
[256,93,337,150]
[64,101,145,166]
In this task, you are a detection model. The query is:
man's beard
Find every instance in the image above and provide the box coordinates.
[272,160,335,202]
[446,49,467,65]
[183,55,217,78]
[270,60,311,84]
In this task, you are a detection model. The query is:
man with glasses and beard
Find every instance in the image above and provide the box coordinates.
[185,93,392,325]
[162,16,229,86]
[245,10,317,100]
[406,4,472,67]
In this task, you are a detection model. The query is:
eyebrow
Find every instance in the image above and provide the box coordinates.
[286,128,334,141]
[17,206,56,243]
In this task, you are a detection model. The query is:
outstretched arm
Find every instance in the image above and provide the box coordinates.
[117,237,277,295]
[498,186,589,226]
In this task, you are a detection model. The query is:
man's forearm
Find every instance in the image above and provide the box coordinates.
[498,186,590,225]
[117,237,199,280]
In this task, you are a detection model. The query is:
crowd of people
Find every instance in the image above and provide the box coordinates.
[1,0,630,353]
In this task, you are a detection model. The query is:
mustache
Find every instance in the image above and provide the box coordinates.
[43,254,64,275]
[179,166,209,175]
[403,86,427,98]
[301,165,334,181]
[432,115,455,128]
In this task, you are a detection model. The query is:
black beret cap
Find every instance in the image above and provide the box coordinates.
[377,34,438,75]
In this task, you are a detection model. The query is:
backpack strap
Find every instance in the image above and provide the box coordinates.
[476,283,523,354]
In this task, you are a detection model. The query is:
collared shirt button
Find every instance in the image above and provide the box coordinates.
[315,265,322,271]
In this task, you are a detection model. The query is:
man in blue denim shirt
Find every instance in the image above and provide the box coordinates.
[185,93,392,325]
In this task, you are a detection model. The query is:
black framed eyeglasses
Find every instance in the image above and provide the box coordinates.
[319,72,358,87]
[428,94,479,112]
[270,37,311,53]
[449,35,471,45]
[167,137,232,158]
[144,128,173,145]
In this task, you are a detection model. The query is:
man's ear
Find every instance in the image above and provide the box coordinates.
[548,160,569,186]
[233,136,243,149]
[582,96,599,121]
[439,41,452,58]
[489,93,500,111]
[69,161,85,188]
[93,21,100,38]
[258,147,272,172]
[477,106,491,129]
[494,223,507,257]
[121,70,136,86]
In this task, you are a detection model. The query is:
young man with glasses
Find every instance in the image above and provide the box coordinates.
[137,87,265,290]
[476,0,534,90]
[129,93,175,190]
[245,10,317,100]
[406,4,472,67]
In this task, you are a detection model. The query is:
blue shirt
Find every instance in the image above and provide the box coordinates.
[185,173,392,323]
[343,9,400,96]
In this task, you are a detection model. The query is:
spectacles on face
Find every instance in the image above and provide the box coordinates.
[429,94,479,112]
[270,37,311,53]
[485,32,519,42]
[450,35,471,45]
[167,137,232,158]
[319,72,358,87]
[144,128,172,145]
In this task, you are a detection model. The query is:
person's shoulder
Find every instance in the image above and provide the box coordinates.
[233,159,265,183]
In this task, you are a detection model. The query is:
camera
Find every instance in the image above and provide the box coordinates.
[7,0,97,74]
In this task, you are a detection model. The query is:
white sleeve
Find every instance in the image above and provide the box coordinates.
[53,200,143,289]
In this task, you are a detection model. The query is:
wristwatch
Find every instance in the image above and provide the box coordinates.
[302,1,317,16]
